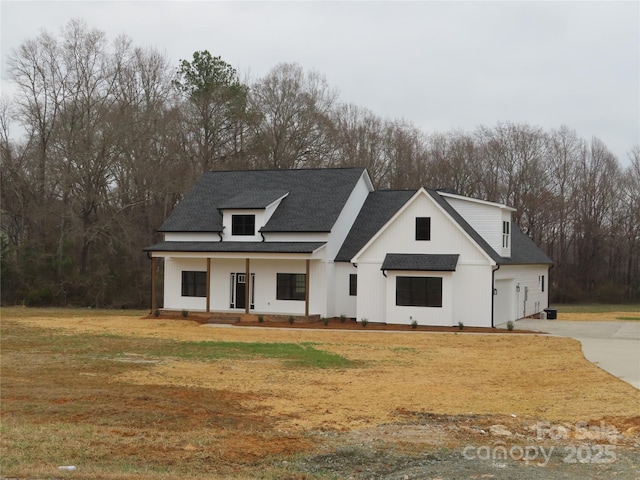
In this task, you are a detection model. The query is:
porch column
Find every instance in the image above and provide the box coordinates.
[206,258,211,313]
[150,256,157,314]
[245,258,250,315]
[305,259,310,319]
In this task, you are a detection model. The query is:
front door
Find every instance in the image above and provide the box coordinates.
[230,273,254,309]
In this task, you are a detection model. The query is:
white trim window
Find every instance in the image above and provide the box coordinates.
[502,221,510,249]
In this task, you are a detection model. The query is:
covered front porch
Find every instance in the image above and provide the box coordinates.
[145,241,327,320]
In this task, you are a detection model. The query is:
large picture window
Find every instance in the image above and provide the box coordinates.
[416,217,431,241]
[232,214,255,236]
[276,273,306,301]
[182,271,207,297]
[396,276,442,307]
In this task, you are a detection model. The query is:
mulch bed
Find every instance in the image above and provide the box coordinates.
[150,313,543,334]
[233,318,542,333]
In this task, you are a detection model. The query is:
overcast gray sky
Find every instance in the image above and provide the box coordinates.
[2,1,638,165]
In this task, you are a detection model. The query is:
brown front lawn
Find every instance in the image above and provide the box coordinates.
[1,307,638,479]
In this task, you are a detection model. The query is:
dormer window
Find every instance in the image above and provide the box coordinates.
[502,221,510,248]
[232,215,255,236]
[416,217,431,241]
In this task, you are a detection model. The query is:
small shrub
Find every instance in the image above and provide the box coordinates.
[181,309,189,318]
[153,309,160,318]
[411,319,418,329]
[258,315,264,323]
[288,316,295,325]
[458,321,464,330]
[361,318,369,327]
[506,320,515,331]
[340,314,347,323]
[322,317,329,326]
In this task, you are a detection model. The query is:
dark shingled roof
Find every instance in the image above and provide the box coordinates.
[219,190,289,209]
[499,226,554,265]
[159,168,366,233]
[334,190,416,262]
[144,241,325,254]
[382,254,459,271]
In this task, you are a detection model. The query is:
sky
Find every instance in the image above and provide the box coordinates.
[1,1,639,165]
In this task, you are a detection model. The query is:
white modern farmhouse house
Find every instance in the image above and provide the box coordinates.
[145,168,552,327]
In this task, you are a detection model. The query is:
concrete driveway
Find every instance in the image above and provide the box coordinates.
[514,319,640,390]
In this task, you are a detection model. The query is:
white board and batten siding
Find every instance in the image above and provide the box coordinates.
[452,264,494,327]
[384,270,455,326]
[442,194,513,258]
[354,191,495,327]
[333,262,358,319]
[164,257,207,311]
[324,171,372,318]
[495,265,549,323]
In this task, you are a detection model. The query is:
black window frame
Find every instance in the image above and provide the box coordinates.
[232,214,256,236]
[396,276,442,307]
[276,273,306,301]
[181,271,207,297]
[415,217,431,241]
[349,274,357,296]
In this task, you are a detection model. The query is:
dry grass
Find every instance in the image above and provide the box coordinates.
[558,311,640,321]
[1,307,639,479]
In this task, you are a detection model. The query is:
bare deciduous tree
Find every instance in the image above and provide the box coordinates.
[2,20,638,306]
[249,63,337,169]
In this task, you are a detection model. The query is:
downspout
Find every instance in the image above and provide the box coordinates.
[217,226,225,242]
[491,264,500,328]
[547,263,554,309]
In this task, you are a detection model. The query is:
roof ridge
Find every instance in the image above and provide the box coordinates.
[203,167,366,174]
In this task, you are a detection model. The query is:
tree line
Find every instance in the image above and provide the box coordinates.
[2,20,638,307]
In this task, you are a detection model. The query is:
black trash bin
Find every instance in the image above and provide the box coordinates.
[544,308,557,320]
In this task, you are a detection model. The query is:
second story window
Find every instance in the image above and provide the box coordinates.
[502,221,510,248]
[232,215,255,236]
[416,217,431,241]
